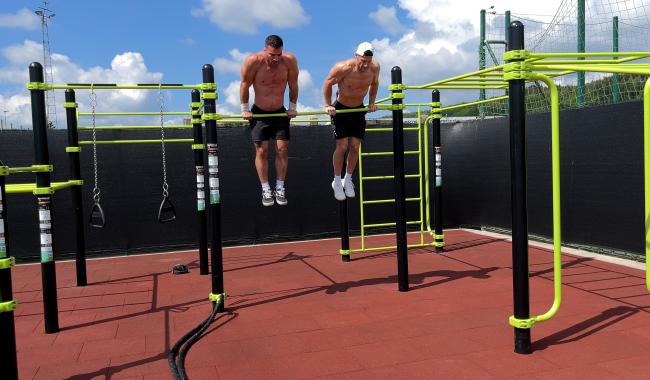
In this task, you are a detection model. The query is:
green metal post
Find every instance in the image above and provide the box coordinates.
[612,16,620,103]
[577,0,586,107]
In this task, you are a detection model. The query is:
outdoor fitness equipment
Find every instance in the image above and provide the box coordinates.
[88,87,105,228]
[157,85,177,223]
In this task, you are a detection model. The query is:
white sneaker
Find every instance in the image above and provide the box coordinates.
[343,178,355,198]
[274,187,288,206]
[331,179,345,201]
[262,189,274,206]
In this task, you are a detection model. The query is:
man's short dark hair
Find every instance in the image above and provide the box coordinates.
[265,35,284,48]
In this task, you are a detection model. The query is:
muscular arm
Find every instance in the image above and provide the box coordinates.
[323,62,348,106]
[369,63,380,104]
[368,63,380,111]
[240,56,256,105]
[287,54,299,105]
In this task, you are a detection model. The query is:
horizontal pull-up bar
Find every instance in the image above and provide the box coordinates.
[78,125,194,131]
[78,111,192,116]
[78,139,194,145]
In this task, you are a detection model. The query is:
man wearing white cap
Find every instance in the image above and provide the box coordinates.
[323,42,380,201]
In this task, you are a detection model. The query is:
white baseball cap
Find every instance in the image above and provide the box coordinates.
[355,42,374,57]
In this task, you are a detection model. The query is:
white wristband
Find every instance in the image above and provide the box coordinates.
[289,102,297,111]
[241,103,250,113]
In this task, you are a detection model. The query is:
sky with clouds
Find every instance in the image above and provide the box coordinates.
[0,0,647,128]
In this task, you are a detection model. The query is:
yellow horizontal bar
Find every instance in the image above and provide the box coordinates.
[363,197,421,205]
[530,51,650,59]
[532,64,650,75]
[78,139,194,145]
[366,127,419,132]
[50,84,203,90]
[6,181,80,194]
[78,111,192,116]
[408,64,505,89]
[361,150,420,157]
[78,125,193,131]
[362,174,420,180]
[441,95,509,112]
[364,221,422,228]
[350,242,436,253]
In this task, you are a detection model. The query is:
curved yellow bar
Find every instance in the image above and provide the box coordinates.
[529,73,562,325]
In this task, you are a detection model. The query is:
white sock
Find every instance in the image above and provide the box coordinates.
[261,182,270,191]
[334,175,341,182]
[344,172,353,182]
[276,180,284,189]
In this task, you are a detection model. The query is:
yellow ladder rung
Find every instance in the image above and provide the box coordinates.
[364,221,422,228]
[361,150,420,157]
[363,198,421,205]
[362,174,420,181]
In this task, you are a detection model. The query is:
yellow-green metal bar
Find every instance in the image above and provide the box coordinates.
[532,56,641,65]
[217,105,395,119]
[362,174,420,180]
[413,85,507,90]
[407,64,505,89]
[433,81,508,86]
[48,84,204,90]
[365,221,422,228]
[423,114,433,233]
[440,96,509,113]
[359,142,366,251]
[529,51,650,59]
[417,106,425,246]
[350,242,436,253]
[78,111,192,116]
[78,125,193,131]
[362,150,420,157]
[529,73,563,325]
[216,119,332,123]
[362,197,422,205]
[532,64,650,75]
[78,139,194,145]
[6,180,81,194]
[645,77,650,293]
[367,127,419,132]
[6,165,52,174]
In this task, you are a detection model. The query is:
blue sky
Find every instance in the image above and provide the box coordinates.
[1,0,639,128]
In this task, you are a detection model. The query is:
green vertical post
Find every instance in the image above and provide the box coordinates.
[577,0,585,107]
[612,16,620,103]
[505,11,511,36]
[478,9,485,117]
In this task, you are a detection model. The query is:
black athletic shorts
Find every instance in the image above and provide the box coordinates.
[331,101,366,140]
[250,105,290,144]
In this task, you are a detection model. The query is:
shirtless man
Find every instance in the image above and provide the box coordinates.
[323,42,380,201]
[241,35,299,206]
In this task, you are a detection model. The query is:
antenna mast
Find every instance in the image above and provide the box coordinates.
[35,1,56,128]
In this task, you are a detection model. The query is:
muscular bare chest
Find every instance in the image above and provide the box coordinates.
[254,64,289,88]
[340,70,374,90]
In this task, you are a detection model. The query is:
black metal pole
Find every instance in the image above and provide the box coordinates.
[391,67,409,292]
[202,65,224,311]
[431,90,444,253]
[191,90,209,275]
[29,62,59,333]
[507,21,532,354]
[65,89,87,286]
[339,155,350,263]
[0,170,19,380]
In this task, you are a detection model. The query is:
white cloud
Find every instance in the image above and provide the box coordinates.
[192,0,309,34]
[0,41,165,128]
[0,8,40,30]
[214,49,249,76]
[369,5,405,35]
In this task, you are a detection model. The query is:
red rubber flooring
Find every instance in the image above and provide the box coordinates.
[10,229,650,379]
